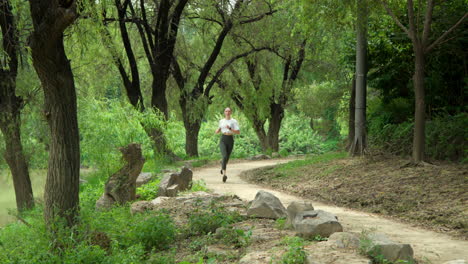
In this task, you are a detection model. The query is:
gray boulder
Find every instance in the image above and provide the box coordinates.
[136,172,153,187]
[247,191,287,219]
[157,167,193,197]
[95,194,114,211]
[327,232,360,249]
[293,210,343,238]
[151,196,171,206]
[364,233,414,263]
[287,201,314,227]
[130,201,154,215]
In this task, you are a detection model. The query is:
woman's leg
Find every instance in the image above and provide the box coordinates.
[220,136,234,182]
[220,138,228,173]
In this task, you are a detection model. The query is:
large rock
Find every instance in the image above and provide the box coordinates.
[130,201,154,215]
[287,201,314,227]
[364,233,414,263]
[293,210,343,238]
[151,196,171,206]
[96,143,145,210]
[95,194,114,210]
[327,232,360,249]
[136,172,153,187]
[247,191,287,219]
[157,167,193,197]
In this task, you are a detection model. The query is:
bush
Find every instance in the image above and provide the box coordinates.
[186,204,243,236]
[368,113,467,161]
[132,212,177,251]
[280,236,308,264]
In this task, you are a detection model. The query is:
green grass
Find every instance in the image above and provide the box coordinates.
[274,152,347,174]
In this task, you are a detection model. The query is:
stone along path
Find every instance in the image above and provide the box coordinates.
[192,159,468,263]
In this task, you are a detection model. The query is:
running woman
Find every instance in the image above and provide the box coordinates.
[215,107,240,183]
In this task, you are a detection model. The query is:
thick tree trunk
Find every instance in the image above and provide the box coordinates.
[184,121,201,157]
[412,46,426,163]
[347,78,356,150]
[266,104,284,152]
[0,0,34,212]
[180,96,202,157]
[151,77,169,119]
[29,2,80,227]
[350,0,368,156]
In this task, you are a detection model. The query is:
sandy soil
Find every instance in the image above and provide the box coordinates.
[193,159,468,263]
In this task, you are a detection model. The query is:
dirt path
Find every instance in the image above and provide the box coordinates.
[193,159,468,263]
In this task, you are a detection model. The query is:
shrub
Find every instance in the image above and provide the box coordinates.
[131,211,177,251]
[280,236,308,264]
[368,113,467,161]
[186,204,243,236]
[137,177,162,201]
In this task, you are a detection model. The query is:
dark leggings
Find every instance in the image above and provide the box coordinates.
[220,135,234,170]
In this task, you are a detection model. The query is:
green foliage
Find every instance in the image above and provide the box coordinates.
[279,113,337,155]
[186,203,244,236]
[368,113,467,161]
[136,177,162,201]
[280,236,308,264]
[311,235,328,241]
[217,227,252,248]
[132,212,177,251]
[275,217,288,230]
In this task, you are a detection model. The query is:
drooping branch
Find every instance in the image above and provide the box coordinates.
[204,47,270,97]
[407,0,417,41]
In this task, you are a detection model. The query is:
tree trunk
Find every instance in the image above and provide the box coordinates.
[184,120,201,157]
[180,95,202,157]
[0,112,34,211]
[412,45,425,163]
[151,69,170,119]
[266,103,284,152]
[350,0,368,156]
[29,1,80,227]
[347,78,356,150]
[0,0,34,212]
[252,119,268,152]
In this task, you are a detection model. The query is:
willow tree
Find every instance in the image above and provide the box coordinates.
[0,0,34,211]
[171,0,275,157]
[378,0,467,163]
[101,0,186,158]
[29,0,80,227]
[213,2,308,153]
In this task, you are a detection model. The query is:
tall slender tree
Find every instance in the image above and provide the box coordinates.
[378,0,467,163]
[0,0,34,211]
[350,0,368,155]
[29,0,80,227]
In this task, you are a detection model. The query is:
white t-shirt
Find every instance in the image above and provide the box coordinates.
[219,118,240,134]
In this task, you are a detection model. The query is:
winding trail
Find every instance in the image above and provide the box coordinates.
[193,159,468,263]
